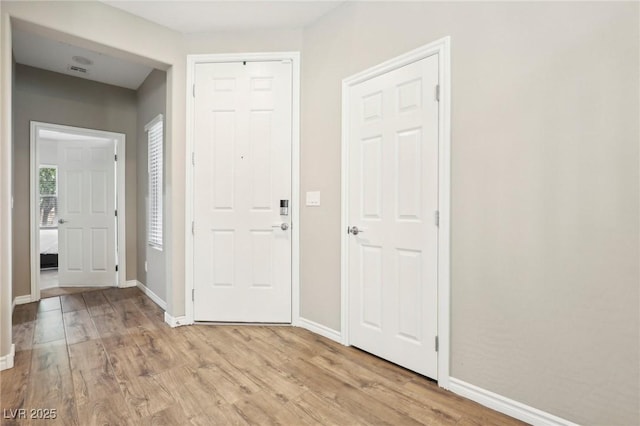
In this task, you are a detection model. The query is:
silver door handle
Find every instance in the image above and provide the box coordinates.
[348,226,364,235]
[272,223,289,231]
[58,218,68,224]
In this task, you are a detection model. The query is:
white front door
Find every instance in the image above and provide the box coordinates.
[57,139,116,286]
[193,60,293,323]
[347,54,440,378]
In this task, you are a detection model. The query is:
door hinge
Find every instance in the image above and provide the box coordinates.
[191,221,194,235]
[191,152,195,166]
[115,209,118,217]
[192,84,195,97]
[435,84,440,102]
[114,154,118,161]
[192,289,195,301]
[435,210,440,227]
[115,265,119,272]
[435,335,439,352]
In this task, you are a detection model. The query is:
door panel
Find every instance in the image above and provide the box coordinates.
[57,139,116,286]
[361,244,383,329]
[348,54,439,378]
[193,60,292,323]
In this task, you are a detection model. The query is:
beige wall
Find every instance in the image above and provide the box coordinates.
[11,64,138,297]
[137,69,167,301]
[300,2,639,425]
[185,29,302,54]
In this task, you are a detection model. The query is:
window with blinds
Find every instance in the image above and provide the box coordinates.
[146,114,163,249]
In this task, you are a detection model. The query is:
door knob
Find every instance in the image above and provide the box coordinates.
[58,218,68,224]
[348,226,364,235]
[272,223,289,231]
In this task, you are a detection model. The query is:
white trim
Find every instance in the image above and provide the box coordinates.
[164,312,188,328]
[144,114,163,132]
[436,36,452,389]
[297,317,342,344]
[340,37,451,387]
[135,280,167,310]
[449,378,579,426]
[0,344,15,371]
[120,280,138,289]
[185,52,301,326]
[30,122,126,300]
[13,295,34,313]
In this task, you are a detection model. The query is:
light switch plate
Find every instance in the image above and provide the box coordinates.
[306,191,321,206]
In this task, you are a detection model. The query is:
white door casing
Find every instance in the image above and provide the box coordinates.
[57,139,117,286]
[193,60,293,322]
[346,52,440,378]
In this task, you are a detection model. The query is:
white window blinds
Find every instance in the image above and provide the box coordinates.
[146,114,163,249]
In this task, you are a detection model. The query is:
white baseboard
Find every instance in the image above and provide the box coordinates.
[164,312,188,328]
[12,295,33,312]
[449,378,578,426]
[0,344,15,371]
[296,317,342,344]
[120,280,139,288]
[135,281,167,310]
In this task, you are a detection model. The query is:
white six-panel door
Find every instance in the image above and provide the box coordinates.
[193,61,292,322]
[348,54,440,378]
[57,139,116,286]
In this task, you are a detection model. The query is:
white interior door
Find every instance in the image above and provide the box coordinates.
[57,139,116,286]
[193,60,292,323]
[347,54,440,378]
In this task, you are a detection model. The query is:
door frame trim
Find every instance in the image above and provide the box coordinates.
[184,52,301,325]
[340,37,451,388]
[29,121,127,301]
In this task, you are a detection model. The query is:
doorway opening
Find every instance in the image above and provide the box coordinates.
[30,122,126,301]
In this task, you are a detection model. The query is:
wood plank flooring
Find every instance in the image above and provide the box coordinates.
[40,286,108,299]
[1,287,525,425]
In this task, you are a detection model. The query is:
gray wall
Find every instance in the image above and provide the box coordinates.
[12,64,138,297]
[300,2,639,425]
[136,69,167,302]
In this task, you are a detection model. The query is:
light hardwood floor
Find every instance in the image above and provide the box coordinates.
[40,286,109,299]
[40,268,110,299]
[1,287,524,425]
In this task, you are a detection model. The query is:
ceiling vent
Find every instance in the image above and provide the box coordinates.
[72,55,93,66]
[67,65,89,74]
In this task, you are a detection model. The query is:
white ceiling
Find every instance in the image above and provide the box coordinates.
[12,27,154,90]
[101,1,345,33]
